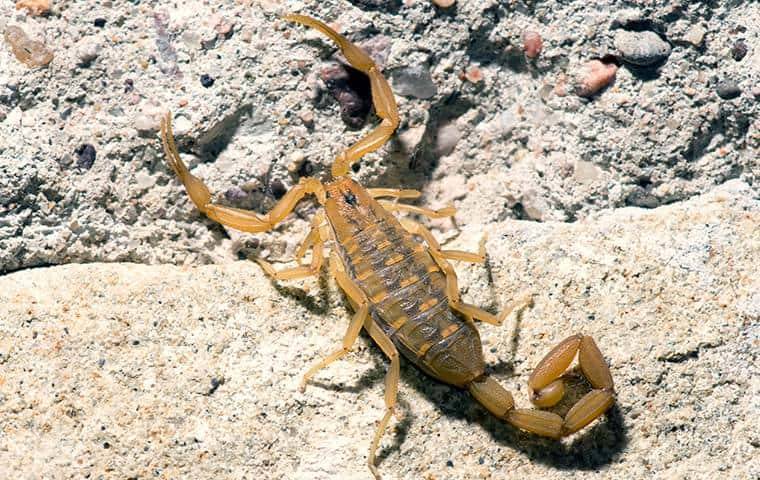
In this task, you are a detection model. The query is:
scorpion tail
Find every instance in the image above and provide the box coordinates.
[468,335,615,439]
[468,375,564,439]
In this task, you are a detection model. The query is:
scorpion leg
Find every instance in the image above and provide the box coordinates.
[300,254,369,391]
[380,200,456,219]
[367,188,421,200]
[257,213,328,280]
[400,219,530,325]
[284,14,400,178]
[365,319,400,480]
[161,112,326,233]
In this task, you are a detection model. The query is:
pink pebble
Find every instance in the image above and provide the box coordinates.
[576,60,618,97]
[523,30,543,59]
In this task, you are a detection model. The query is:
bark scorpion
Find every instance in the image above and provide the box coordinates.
[159,14,615,479]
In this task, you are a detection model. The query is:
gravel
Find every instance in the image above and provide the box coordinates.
[1,0,757,273]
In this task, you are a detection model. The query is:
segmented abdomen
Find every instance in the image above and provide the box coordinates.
[337,215,485,387]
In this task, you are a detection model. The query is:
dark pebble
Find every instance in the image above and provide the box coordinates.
[103,442,110,449]
[319,64,372,129]
[270,179,287,199]
[351,161,361,173]
[446,460,454,468]
[93,18,107,28]
[731,41,747,61]
[716,82,741,100]
[75,144,97,170]
[207,377,225,395]
[200,74,215,88]
[297,160,315,177]
[124,78,134,93]
[224,187,248,202]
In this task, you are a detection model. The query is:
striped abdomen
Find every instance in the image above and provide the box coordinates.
[324,178,485,388]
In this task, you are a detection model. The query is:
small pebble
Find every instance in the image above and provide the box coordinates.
[93,18,107,28]
[298,110,314,127]
[614,30,671,66]
[124,78,134,93]
[464,65,483,83]
[4,26,53,67]
[446,460,454,467]
[432,0,455,7]
[435,123,462,156]
[392,65,437,99]
[575,60,617,97]
[320,63,372,129]
[225,187,248,202]
[76,38,102,65]
[15,0,49,16]
[731,41,747,61]
[134,114,159,133]
[683,24,705,47]
[270,179,287,199]
[523,30,543,59]
[200,74,215,88]
[715,81,741,100]
[75,144,97,170]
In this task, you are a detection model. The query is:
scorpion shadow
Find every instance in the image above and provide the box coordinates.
[313,301,627,472]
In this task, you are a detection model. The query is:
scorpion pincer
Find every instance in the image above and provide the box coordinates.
[159,14,616,479]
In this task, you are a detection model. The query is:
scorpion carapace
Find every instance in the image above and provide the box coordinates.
[159,14,616,479]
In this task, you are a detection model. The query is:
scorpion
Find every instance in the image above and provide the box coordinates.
[159,14,615,479]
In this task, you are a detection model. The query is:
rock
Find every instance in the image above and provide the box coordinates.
[432,0,455,7]
[392,65,438,99]
[75,144,96,169]
[435,122,463,156]
[715,81,741,100]
[522,30,543,59]
[683,24,706,47]
[0,1,755,278]
[731,41,748,61]
[76,37,102,66]
[614,30,671,66]
[320,63,372,129]
[0,181,756,479]
[14,0,49,16]
[574,60,618,97]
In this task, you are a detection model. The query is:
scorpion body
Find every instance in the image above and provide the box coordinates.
[325,177,485,388]
[160,14,616,479]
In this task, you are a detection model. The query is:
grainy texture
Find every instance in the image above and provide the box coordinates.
[1,180,757,479]
[0,0,757,272]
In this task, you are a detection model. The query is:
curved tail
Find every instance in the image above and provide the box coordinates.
[468,334,615,438]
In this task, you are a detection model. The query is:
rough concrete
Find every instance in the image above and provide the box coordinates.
[1,180,757,479]
[0,0,757,273]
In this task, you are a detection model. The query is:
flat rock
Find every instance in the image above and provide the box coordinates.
[614,30,672,66]
[1,181,757,479]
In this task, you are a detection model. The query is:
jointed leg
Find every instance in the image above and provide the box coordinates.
[295,212,331,264]
[367,188,421,200]
[380,201,456,219]
[161,112,325,233]
[284,15,400,177]
[300,255,370,391]
[365,319,400,480]
[400,219,531,325]
[257,213,328,281]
